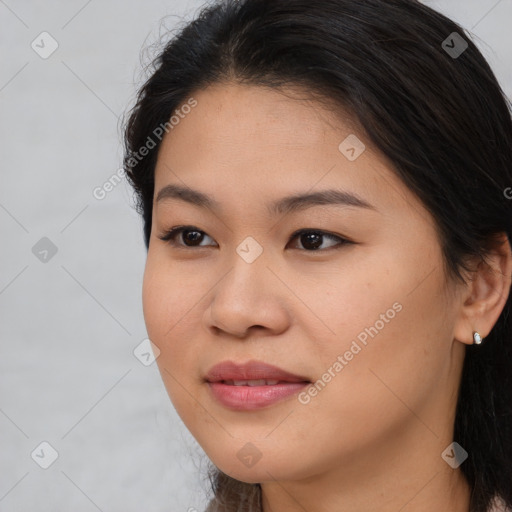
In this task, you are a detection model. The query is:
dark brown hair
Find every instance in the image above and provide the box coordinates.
[122,1,512,510]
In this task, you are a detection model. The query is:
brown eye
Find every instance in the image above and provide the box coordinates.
[158,226,217,247]
[180,229,205,246]
[287,229,350,251]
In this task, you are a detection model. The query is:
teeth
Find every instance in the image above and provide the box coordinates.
[224,379,281,386]
[243,379,265,386]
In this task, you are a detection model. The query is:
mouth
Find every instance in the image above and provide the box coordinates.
[204,360,311,410]
[204,359,310,383]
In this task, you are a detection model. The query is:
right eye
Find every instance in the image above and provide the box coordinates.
[157,226,217,248]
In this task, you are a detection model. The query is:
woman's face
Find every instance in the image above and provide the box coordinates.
[143,82,468,484]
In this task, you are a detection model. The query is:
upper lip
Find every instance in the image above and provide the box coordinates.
[205,360,310,383]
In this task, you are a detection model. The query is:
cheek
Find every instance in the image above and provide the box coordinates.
[141,255,206,410]
[142,259,188,379]
[303,246,453,420]
[309,271,453,445]
[142,262,170,343]
[142,252,195,342]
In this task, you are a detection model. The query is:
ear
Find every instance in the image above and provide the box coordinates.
[453,232,512,346]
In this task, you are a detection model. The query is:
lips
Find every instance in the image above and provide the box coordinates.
[205,360,310,384]
[205,360,311,410]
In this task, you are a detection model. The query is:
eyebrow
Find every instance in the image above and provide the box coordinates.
[155,184,376,216]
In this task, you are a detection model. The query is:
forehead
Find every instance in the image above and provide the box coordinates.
[153,82,422,219]
[166,82,364,152]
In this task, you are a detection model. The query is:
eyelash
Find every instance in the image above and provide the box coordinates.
[157,225,352,252]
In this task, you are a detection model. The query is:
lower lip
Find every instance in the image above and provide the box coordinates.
[207,381,309,410]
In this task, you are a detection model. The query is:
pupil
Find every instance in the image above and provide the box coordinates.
[302,232,322,250]
[184,230,203,245]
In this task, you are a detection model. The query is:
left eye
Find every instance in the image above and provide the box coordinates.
[157,226,350,251]
[288,229,349,251]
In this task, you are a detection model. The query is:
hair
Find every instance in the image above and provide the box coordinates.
[121,0,512,510]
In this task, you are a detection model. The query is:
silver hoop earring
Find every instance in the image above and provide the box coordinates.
[473,332,483,345]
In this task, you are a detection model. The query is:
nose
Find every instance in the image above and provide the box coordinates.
[205,252,291,339]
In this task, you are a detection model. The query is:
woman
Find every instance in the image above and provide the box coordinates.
[122,0,512,510]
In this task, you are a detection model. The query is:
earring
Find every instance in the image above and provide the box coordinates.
[473,331,483,345]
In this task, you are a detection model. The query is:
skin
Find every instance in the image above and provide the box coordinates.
[142,82,512,512]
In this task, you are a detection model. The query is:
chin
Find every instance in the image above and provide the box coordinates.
[207,446,297,484]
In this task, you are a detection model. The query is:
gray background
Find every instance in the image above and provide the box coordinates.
[1,1,510,511]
